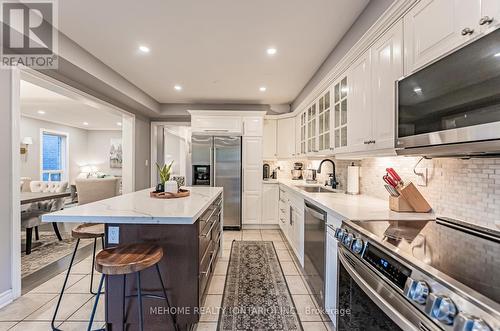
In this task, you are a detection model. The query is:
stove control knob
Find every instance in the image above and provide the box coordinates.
[453,313,492,331]
[343,233,354,248]
[431,296,457,325]
[409,281,429,305]
[335,228,345,241]
[351,238,364,254]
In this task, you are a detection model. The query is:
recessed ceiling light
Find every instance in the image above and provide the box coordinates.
[259,86,267,92]
[138,45,150,53]
[266,47,277,55]
[37,110,45,114]
[174,84,182,91]
[83,122,89,126]
[494,52,500,57]
[413,87,422,93]
[116,122,122,126]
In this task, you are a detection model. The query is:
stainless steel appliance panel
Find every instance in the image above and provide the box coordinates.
[304,202,327,308]
[214,136,241,228]
[192,136,214,186]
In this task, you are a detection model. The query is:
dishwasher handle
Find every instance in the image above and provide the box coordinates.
[304,201,327,221]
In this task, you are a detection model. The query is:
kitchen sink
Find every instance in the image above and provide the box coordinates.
[295,185,340,193]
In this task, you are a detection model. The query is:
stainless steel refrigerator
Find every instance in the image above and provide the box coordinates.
[192,135,242,229]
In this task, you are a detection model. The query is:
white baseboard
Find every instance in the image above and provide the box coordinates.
[0,289,13,310]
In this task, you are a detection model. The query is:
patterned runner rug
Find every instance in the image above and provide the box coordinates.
[219,241,302,331]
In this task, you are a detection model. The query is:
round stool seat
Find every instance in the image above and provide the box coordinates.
[95,243,163,275]
[72,223,104,239]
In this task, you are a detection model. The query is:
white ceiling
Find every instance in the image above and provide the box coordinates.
[58,0,369,105]
[21,80,124,130]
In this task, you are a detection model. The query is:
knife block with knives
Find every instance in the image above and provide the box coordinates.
[384,168,432,213]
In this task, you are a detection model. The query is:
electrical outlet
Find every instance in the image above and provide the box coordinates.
[416,168,428,187]
[108,226,120,244]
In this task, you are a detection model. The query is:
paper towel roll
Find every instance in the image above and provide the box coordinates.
[347,164,359,195]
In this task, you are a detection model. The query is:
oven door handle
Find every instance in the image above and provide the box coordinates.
[338,248,434,331]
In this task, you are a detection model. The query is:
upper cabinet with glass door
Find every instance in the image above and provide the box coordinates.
[306,104,317,153]
[318,89,332,153]
[299,111,307,156]
[332,75,348,152]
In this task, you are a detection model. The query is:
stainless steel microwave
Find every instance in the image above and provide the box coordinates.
[396,27,500,157]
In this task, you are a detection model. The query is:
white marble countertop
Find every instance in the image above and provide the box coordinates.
[42,186,223,225]
[276,179,435,221]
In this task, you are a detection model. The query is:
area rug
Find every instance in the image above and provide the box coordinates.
[219,241,303,331]
[21,232,94,277]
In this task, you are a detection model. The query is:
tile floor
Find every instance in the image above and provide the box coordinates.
[0,230,333,331]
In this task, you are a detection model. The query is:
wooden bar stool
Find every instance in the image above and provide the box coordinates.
[88,243,178,331]
[51,223,105,331]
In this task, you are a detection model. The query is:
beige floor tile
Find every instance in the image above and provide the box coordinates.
[241,232,262,240]
[195,322,218,331]
[222,240,233,250]
[25,293,92,321]
[0,321,17,331]
[272,241,289,250]
[66,274,104,294]
[207,275,226,295]
[199,295,222,322]
[242,230,260,234]
[213,261,229,275]
[301,321,327,331]
[70,258,94,275]
[261,229,281,234]
[276,249,293,262]
[222,231,242,241]
[285,275,309,295]
[67,295,105,322]
[221,249,231,259]
[292,295,322,322]
[58,321,105,331]
[29,273,86,294]
[280,261,299,275]
[261,233,284,241]
[0,293,56,321]
[8,321,55,330]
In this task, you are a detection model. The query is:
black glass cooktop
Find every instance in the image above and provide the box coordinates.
[350,218,500,304]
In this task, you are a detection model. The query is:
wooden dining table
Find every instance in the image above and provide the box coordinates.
[20,191,71,205]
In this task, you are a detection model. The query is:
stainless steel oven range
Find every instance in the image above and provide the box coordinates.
[334,217,500,331]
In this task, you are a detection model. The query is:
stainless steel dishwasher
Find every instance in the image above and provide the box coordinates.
[304,201,327,309]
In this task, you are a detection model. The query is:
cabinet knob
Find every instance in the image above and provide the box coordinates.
[479,16,494,25]
[461,27,474,36]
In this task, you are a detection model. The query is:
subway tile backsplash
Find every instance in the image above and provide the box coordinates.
[267,156,500,230]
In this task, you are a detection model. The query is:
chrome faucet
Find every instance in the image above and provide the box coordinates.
[317,159,338,189]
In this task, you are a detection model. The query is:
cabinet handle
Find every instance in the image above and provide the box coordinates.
[461,27,474,36]
[289,206,293,225]
[479,16,494,25]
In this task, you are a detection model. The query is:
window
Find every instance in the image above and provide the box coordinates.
[41,131,67,181]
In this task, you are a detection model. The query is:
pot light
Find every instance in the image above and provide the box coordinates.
[37,110,45,114]
[174,84,182,91]
[83,122,89,126]
[259,86,267,92]
[138,45,150,53]
[266,47,277,55]
[413,87,422,93]
[116,122,122,126]
[494,52,500,57]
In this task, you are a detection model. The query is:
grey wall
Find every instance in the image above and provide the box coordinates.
[87,130,123,177]
[291,0,395,111]
[0,70,13,294]
[134,116,151,190]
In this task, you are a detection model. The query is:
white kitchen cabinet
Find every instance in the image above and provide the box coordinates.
[480,0,500,32]
[263,119,277,159]
[298,111,307,155]
[242,137,262,225]
[290,204,304,266]
[278,186,289,235]
[306,104,318,153]
[262,183,279,225]
[332,75,348,152]
[404,0,480,74]
[370,20,403,151]
[243,116,263,136]
[347,50,372,153]
[325,214,342,323]
[277,117,296,158]
[191,115,242,134]
[318,89,332,153]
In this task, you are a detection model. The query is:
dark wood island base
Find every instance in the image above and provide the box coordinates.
[104,194,222,331]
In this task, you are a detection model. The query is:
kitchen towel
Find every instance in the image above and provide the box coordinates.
[347,163,360,194]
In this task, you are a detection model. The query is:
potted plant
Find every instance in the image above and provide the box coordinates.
[156,161,176,192]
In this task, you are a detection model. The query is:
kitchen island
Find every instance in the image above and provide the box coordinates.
[43,186,224,331]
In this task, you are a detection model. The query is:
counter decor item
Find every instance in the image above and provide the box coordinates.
[150,188,190,199]
[155,161,174,193]
[383,167,431,213]
[346,162,359,195]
